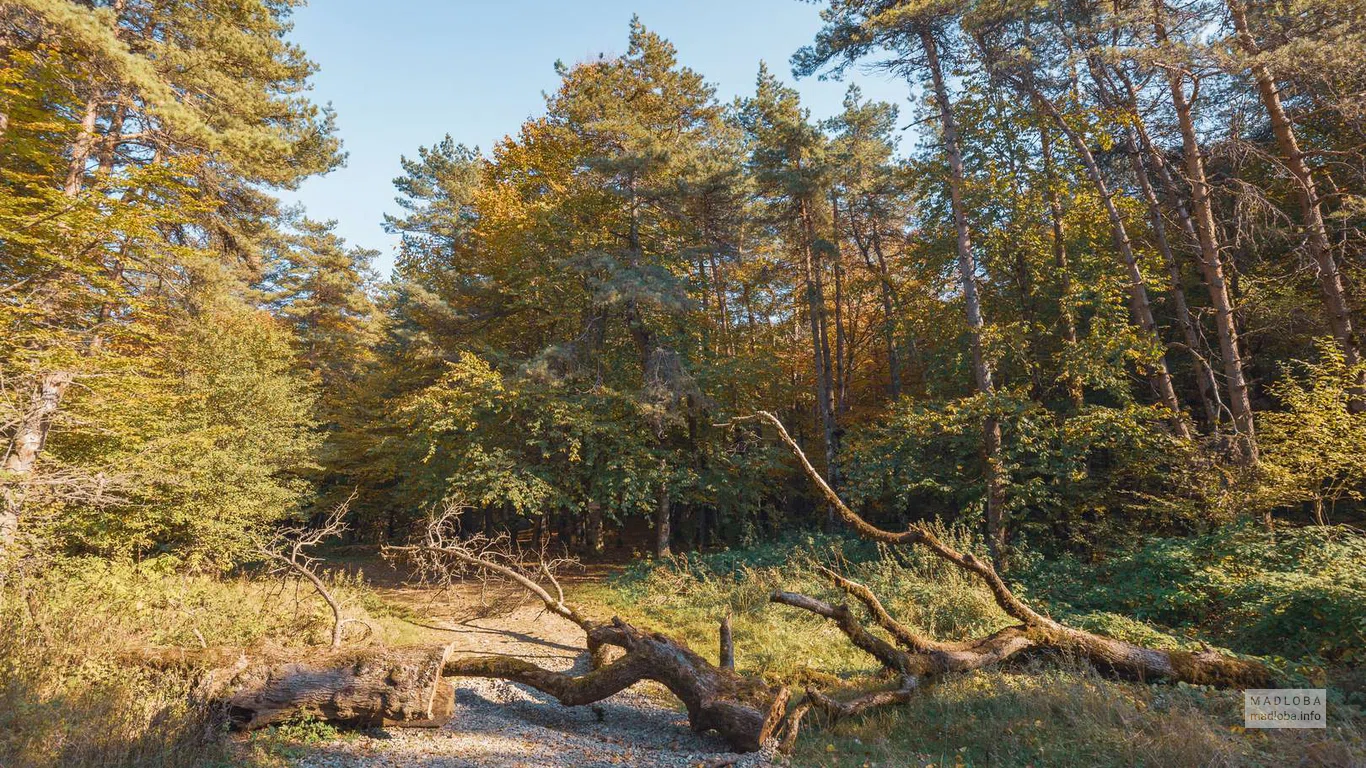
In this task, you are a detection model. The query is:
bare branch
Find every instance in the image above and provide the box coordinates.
[258,493,356,648]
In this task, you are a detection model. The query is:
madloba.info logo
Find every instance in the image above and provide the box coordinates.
[1244,689,1326,729]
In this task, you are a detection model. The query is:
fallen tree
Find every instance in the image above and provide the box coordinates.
[151,412,1272,751]
[382,427,1270,753]
[736,410,1272,746]
[219,644,456,729]
[387,508,790,753]
[130,644,457,730]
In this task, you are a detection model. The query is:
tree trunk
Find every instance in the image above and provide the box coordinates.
[196,644,457,730]
[870,226,903,399]
[655,475,672,559]
[1154,0,1257,460]
[1226,0,1363,399]
[1118,71,1233,427]
[1,372,74,550]
[64,94,99,197]
[920,25,1008,570]
[1038,115,1085,410]
[719,614,735,670]
[1031,88,1191,439]
[1123,126,1222,429]
[830,190,849,416]
[798,196,840,530]
[585,501,603,555]
[392,542,791,753]
[446,619,788,753]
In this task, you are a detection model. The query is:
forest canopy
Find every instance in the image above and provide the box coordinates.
[2,0,1366,765]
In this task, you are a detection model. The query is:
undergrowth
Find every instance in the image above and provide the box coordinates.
[0,554,382,768]
[3,523,1363,767]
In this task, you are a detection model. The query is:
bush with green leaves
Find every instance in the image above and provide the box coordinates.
[842,391,1209,551]
[1025,522,1366,664]
[1257,338,1366,525]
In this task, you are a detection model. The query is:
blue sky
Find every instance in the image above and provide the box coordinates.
[280,0,912,273]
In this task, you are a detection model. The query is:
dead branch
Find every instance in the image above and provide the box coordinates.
[384,503,791,752]
[736,411,1270,690]
[258,493,359,648]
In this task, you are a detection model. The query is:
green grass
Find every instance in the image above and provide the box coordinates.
[4,524,1363,767]
[583,526,1366,767]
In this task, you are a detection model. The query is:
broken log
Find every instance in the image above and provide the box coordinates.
[197,644,457,730]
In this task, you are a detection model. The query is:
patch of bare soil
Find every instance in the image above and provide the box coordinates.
[290,566,777,768]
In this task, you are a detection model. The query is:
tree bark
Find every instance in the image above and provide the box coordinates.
[1,372,74,550]
[1153,0,1257,460]
[869,225,903,399]
[919,25,1008,569]
[585,501,603,555]
[199,645,457,730]
[719,614,734,670]
[64,93,100,197]
[1226,0,1363,399]
[655,474,672,559]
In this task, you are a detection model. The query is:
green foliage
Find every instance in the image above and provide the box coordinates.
[1,0,356,565]
[0,553,391,767]
[1257,339,1366,523]
[598,525,1014,679]
[787,664,1363,768]
[844,392,1205,546]
[1026,522,1366,664]
[241,716,350,765]
[30,305,319,566]
[595,533,1365,766]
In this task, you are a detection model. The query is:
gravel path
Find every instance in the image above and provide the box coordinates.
[289,580,780,768]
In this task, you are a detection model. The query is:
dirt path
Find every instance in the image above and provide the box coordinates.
[290,572,779,768]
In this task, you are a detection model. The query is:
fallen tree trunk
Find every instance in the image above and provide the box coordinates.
[445,618,788,752]
[733,410,1272,742]
[226,644,455,729]
[388,516,790,753]
[381,423,1276,754]
[148,644,458,730]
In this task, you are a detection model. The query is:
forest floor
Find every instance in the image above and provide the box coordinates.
[230,534,1366,768]
[277,558,779,768]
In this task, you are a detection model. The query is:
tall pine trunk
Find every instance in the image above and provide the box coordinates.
[799,196,840,530]
[1226,0,1362,397]
[1153,0,1257,460]
[920,27,1008,569]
